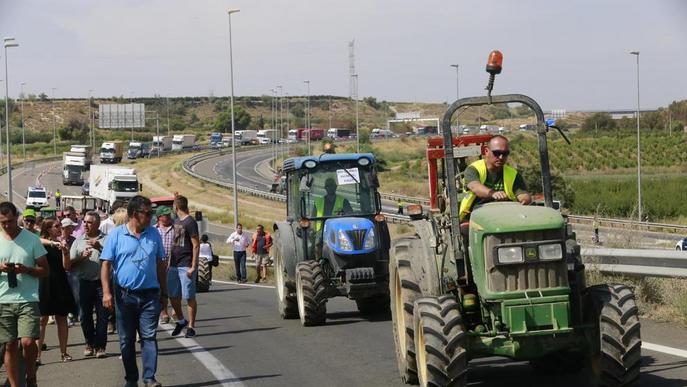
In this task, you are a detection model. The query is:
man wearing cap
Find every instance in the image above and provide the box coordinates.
[69,211,108,359]
[22,209,38,235]
[154,206,174,324]
[60,216,80,326]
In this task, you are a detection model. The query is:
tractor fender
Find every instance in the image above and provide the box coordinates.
[273,221,298,280]
[409,219,442,296]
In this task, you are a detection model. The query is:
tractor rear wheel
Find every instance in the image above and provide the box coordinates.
[296,260,327,326]
[274,234,298,319]
[413,295,468,387]
[586,284,641,387]
[390,239,422,384]
[196,257,212,293]
[356,294,390,316]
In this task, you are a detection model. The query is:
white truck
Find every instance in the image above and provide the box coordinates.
[70,145,93,170]
[89,165,139,211]
[234,130,258,145]
[151,135,173,154]
[100,141,125,163]
[257,129,279,144]
[62,152,86,185]
[127,141,151,159]
[172,134,196,151]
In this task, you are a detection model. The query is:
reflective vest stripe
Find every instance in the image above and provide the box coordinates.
[314,195,345,231]
[458,159,517,221]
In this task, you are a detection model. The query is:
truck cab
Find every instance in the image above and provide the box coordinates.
[63,152,85,185]
[127,142,150,159]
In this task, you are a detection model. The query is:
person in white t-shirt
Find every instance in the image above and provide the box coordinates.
[226,224,250,283]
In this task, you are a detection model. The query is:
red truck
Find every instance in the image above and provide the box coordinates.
[287,128,325,142]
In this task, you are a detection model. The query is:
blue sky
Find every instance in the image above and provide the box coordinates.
[1,0,685,110]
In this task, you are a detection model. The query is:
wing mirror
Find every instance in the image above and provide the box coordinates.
[299,175,313,192]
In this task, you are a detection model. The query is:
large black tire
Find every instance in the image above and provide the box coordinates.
[295,260,327,326]
[273,231,298,319]
[390,239,422,384]
[356,294,390,315]
[413,295,467,387]
[196,257,212,293]
[586,284,641,387]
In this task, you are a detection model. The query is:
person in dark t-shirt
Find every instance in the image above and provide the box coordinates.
[168,195,200,338]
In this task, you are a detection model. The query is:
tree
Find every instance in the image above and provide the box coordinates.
[359,128,370,144]
[214,106,251,132]
[640,111,663,130]
[58,119,90,142]
[39,93,48,101]
[581,112,616,132]
[520,164,575,209]
[489,104,511,119]
[363,97,380,110]
[256,115,265,130]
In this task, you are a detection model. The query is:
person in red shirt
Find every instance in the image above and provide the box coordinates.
[250,225,272,283]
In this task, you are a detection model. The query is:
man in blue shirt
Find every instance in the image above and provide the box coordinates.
[101,196,168,387]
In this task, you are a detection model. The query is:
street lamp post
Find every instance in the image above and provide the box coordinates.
[51,87,57,155]
[304,80,310,155]
[227,8,240,228]
[88,89,94,149]
[20,82,26,164]
[276,85,283,170]
[4,37,19,201]
[166,96,170,136]
[352,74,359,152]
[630,51,642,222]
[450,64,459,100]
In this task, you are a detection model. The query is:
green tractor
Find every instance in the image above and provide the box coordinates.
[389,51,641,386]
[272,152,392,326]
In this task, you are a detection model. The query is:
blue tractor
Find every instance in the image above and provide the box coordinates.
[272,152,391,326]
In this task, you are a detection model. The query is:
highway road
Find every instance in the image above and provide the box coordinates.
[2,155,687,386]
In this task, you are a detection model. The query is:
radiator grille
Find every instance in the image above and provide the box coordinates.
[346,229,367,250]
[483,229,568,292]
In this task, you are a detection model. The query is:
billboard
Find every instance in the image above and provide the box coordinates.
[99,103,146,129]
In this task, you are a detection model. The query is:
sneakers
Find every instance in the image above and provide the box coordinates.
[171,319,188,336]
[95,349,107,359]
[84,346,94,357]
[143,379,162,387]
[185,327,196,338]
[61,353,73,362]
[47,316,55,325]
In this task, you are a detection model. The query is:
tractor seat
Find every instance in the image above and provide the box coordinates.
[460,221,470,236]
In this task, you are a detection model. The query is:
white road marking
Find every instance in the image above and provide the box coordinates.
[212,279,276,289]
[643,341,687,359]
[158,323,246,386]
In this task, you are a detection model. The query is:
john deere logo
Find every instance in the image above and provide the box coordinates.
[525,247,537,259]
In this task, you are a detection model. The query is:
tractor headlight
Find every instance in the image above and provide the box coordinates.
[538,243,563,261]
[338,229,353,251]
[497,246,523,264]
[363,228,376,250]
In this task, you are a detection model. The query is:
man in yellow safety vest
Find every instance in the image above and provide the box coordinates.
[459,135,531,221]
[312,177,352,230]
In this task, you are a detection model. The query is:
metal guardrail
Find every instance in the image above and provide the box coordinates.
[582,247,687,278]
[568,215,687,235]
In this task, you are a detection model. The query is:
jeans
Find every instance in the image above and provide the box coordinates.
[79,279,108,350]
[67,272,81,318]
[115,286,161,383]
[234,251,247,281]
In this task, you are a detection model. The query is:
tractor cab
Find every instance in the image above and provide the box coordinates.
[273,152,392,325]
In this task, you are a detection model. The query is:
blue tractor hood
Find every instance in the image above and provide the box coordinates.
[323,217,377,255]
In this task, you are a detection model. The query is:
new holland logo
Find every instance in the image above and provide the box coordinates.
[525,247,537,259]
[95,176,102,186]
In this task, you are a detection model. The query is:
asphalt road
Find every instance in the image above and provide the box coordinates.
[2,155,687,386]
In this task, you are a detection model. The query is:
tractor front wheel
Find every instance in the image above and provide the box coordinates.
[196,257,212,293]
[296,260,327,326]
[586,284,641,387]
[274,237,298,319]
[413,295,467,387]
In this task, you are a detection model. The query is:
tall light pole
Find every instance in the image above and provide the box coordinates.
[227,8,240,228]
[20,82,26,164]
[88,89,94,149]
[166,95,171,136]
[276,85,283,170]
[630,51,642,222]
[450,64,459,101]
[304,80,310,155]
[352,74,359,152]
[51,87,57,155]
[4,38,19,200]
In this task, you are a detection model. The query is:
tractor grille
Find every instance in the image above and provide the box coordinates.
[282,158,296,172]
[483,229,568,292]
[346,229,367,250]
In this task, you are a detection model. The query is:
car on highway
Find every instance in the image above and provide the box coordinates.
[26,186,49,208]
[257,137,271,145]
[81,181,90,196]
[676,237,687,251]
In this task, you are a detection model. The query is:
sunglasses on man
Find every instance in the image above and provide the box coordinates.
[490,149,510,158]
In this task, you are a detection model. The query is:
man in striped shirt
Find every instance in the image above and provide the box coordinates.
[155,206,175,324]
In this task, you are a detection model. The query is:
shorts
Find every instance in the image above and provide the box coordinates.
[167,266,197,300]
[0,302,41,343]
[255,253,270,267]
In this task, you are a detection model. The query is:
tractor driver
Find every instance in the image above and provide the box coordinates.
[459,135,531,221]
[312,177,353,219]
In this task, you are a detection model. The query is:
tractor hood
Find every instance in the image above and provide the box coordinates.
[323,217,377,255]
[470,202,564,234]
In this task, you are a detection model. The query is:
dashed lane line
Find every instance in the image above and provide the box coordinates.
[158,323,246,386]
